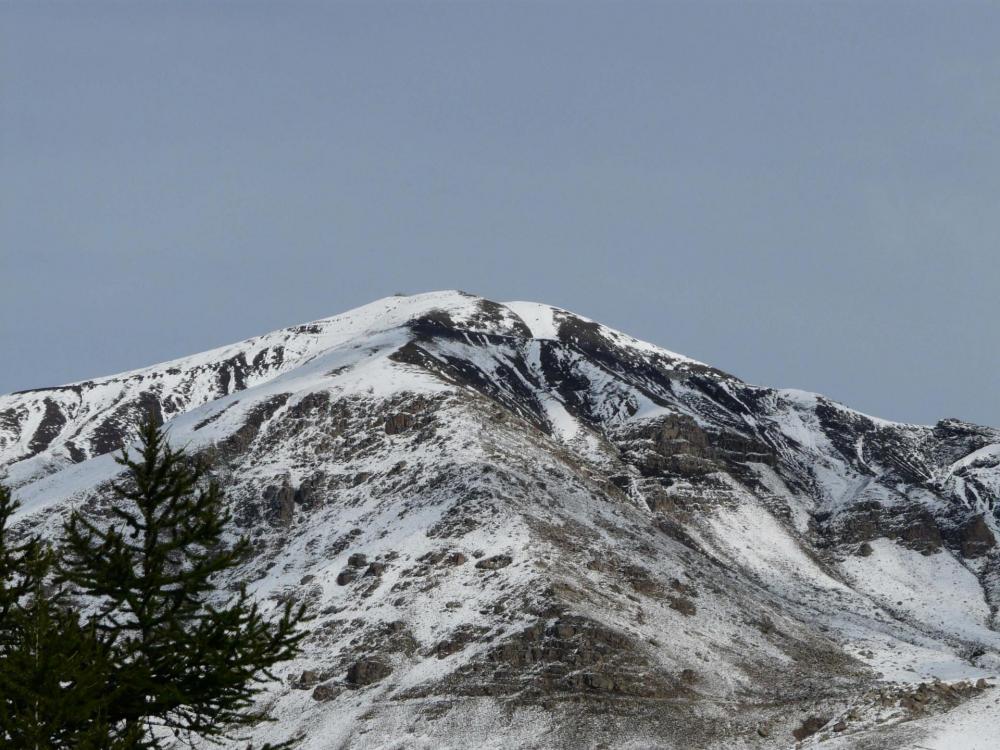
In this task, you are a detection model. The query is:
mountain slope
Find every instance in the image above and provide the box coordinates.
[2,291,998,749]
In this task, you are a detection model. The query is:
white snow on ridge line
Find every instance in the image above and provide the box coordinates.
[503,300,561,340]
[504,299,705,365]
[0,292,497,468]
[948,444,1000,475]
[8,328,451,522]
[1,292,482,395]
[776,388,922,430]
[0,291,714,476]
[3,292,697,401]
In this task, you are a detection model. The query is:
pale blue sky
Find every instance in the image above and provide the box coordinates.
[2,1,998,427]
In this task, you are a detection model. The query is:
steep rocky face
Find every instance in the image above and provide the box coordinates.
[1,291,998,749]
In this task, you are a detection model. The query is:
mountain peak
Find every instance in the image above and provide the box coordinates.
[2,293,999,748]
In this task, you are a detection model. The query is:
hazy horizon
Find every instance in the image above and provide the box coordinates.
[3,1,999,428]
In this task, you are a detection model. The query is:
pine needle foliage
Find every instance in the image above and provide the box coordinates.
[59,417,309,748]
[0,486,117,749]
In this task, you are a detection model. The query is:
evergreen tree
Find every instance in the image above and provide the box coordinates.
[0,485,115,749]
[0,483,36,651]
[59,417,308,748]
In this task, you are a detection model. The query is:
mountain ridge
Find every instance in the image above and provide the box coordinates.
[2,291,998,749]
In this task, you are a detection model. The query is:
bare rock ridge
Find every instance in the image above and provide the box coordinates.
[1,290,998,749]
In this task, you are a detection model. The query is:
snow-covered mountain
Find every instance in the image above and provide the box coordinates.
[2,290,998,749]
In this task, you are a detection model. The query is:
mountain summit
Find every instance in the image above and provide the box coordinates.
[2,291,998,749]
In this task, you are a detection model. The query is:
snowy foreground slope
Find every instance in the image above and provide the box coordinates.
[2,291,999,749]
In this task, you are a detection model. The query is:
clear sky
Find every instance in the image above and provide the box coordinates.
[2,1,998,427]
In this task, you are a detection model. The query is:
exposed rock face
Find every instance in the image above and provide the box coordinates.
[27,398,67,456]
[310,683,340,702]
[474,554,512,570]
[294,670,320,688]
[793,716,830,741]
[2,291,998,750]
[265,483,295,526]
[347,657,391,686]
[384,413,415,435]
[467,616,682,699]
[958,515,996,557]
[335,568,357,586]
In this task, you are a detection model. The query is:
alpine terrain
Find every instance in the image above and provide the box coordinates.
[1,290,998,750]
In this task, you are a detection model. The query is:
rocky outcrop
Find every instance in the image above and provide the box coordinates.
[346,658,391,686]
[26,398,67,458]
[444,616,684,701]
[831,501,998,559]
[828,502,947,555]
[264,483,295,526]
[956,515,996,558]
[613,414,774,479]
[474,554,512,570]
[384,413,415,435]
